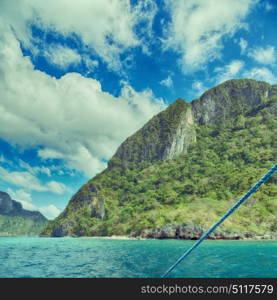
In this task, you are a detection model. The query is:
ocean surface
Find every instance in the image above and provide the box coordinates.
[0,237,276,278]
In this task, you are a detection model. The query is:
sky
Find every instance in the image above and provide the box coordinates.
[0,0,276,219]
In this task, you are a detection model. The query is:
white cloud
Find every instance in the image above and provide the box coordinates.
[248,45,276,65]
[46,181,67,195]
[239,38,248,54]
[7,188,32,203]
[39,205,61,220]
[192,81,203,91]
[83,55,99,74]
[0,27,165,178]
[18,159,51,176]
[44,45,81,69]
[37,149,64,160]
[0,165,67,194]
[38,148,99,177]
[215,60,245,83]
[159,76,173,88]
[163,0,257,72]
[0,0,157,71]
[192,81,207,96]
[17,157,76,178]
[243,67,277,84]
[0,166,46,192]
[6,188,61,219]
[131,0,158,54]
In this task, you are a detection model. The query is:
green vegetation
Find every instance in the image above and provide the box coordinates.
[0,214,47,236]
[42,79,277,238]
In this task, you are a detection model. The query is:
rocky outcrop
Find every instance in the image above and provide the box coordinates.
[52,221,75,237]
[130,223,275,240]
[66,182,105,220]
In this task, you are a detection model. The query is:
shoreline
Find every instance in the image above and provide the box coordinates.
[51,235,277,240]
[79,235,141,240]
[80,236,277,240]
[1,235,277,240]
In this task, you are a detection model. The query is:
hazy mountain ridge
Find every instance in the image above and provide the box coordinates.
[0,191,47,236]
[41,79,277,238]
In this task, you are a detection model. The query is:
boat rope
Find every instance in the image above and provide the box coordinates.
[161,163,277,278]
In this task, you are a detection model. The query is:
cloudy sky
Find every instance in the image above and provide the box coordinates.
[0,0,276,219]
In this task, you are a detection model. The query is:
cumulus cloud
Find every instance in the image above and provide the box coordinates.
[0,27,165,178]
[163,0,256,72]
[46,181,67,195]
[39,205,61,220]
[215,60,245,84]
[0,0,157,71]
[159,76,173,88]
[0,165,67,194]
[243,67,277,84]
[7,188,61,219]
[248,45,276,65]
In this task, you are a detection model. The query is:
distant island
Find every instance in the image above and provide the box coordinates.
[40,79,276,239]
[0,191,47,236]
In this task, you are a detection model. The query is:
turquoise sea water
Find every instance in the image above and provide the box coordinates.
[0,237,276,278]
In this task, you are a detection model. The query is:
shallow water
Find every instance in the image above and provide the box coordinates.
[0,237,276,278]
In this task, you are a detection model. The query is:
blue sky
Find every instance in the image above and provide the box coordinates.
[0,0,276,219]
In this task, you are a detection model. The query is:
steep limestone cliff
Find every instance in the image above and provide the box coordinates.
[108,99,195,166]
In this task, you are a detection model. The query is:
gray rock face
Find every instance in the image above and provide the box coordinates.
[52,221,75,237]
[0,192,14,214]
[87,183,105,219]
[192,79,272,125]
[163,106,196,159]
[176,223,205,239]
[109,99,194,166]
[131,223,250,240]
[0,191,24,215]
[62,182,105,221]
[132,223,207,239]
